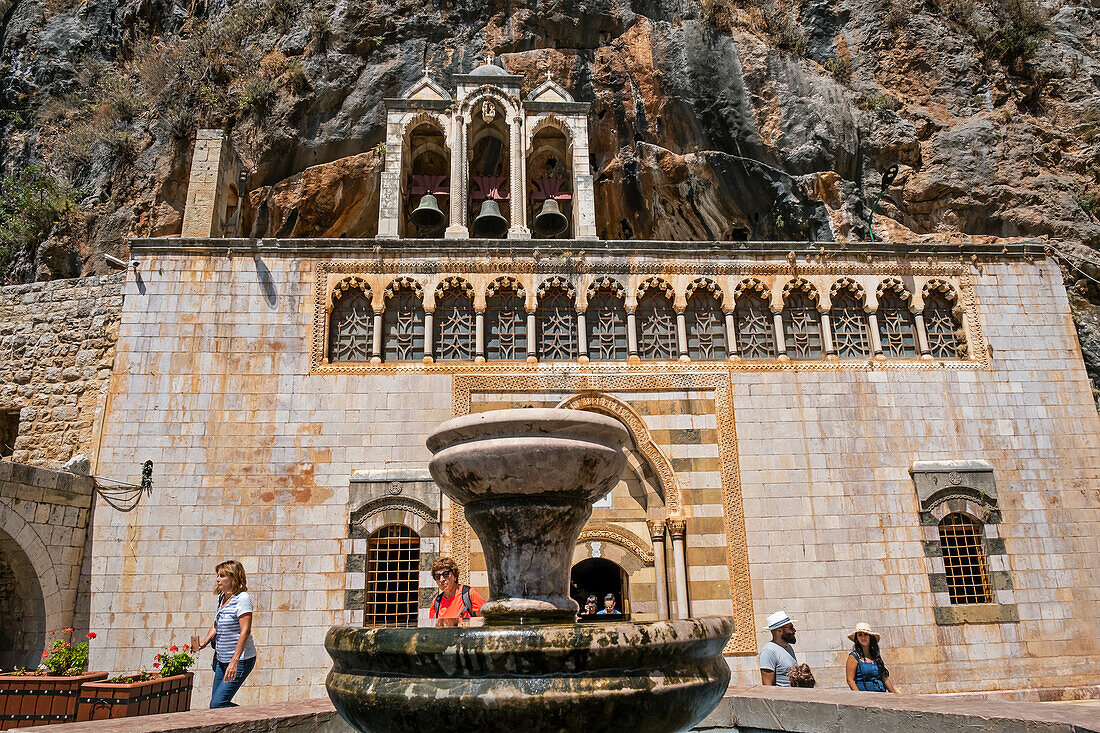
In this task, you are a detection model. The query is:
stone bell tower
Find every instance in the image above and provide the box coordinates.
[376,61,597,241]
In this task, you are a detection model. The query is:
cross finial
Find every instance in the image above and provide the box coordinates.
[546,68,552,82]
[485,51,494,65]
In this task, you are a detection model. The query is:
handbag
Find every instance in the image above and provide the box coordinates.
[787,663,816,688]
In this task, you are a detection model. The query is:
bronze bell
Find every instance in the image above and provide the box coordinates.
[410,193,445,229]
[472,199,508,238]
[534,198,569,237]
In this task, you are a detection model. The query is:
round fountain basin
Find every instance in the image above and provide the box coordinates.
[326,617,732,733]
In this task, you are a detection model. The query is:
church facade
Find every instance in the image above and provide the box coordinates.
[3,64,1099,707]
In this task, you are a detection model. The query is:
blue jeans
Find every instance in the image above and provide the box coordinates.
[210,655,256,708]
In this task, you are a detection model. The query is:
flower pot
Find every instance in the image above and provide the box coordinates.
[0,672,109,729]
[76,672,193,721]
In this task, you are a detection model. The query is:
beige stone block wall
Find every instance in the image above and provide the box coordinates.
[0,274,124,467]
[91,251,1100,706]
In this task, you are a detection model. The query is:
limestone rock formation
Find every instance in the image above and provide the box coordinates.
[1,0,1099,397]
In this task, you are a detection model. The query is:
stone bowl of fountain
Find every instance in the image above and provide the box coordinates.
[326,408,733,733]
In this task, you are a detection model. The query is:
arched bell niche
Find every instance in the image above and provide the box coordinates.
[467,98,511,238]
[526,119,573,239]
[401,118,450,237]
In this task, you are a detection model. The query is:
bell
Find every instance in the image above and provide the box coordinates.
[472,199,508,238]
[410,194,445,229]
[534,198,569,237]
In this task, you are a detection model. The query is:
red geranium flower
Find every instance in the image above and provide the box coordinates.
[41,652,48,658]
[62,628,73,633]
[169,645,178,652]
[154,654,160,660]
[182,644,190,651]
[153,662,160,668]
[86,632,96,639]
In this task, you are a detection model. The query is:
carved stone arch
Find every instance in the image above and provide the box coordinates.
[0,509,60,661]
[637,276,674,302]
[576,523,655,566]
[329,275,371,311]
[385,276,425,300]
[922,278,959,306]
[830,277,866,303]
[734,277,770,303]
[351,496,438,536]
[526,114,575,152]
[876,277,912,304]
[401,111,450,149]
[622,446,666,511]
[487,276,526,300]
[555,391,684,518]
[459,85,521,120]
[587,276,627,301]
[536,276,577,300]
[782,277,818,304]
[434,275,475,300]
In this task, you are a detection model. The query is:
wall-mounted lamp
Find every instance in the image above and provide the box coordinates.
[868,164,900,243]
[104,254,140,270]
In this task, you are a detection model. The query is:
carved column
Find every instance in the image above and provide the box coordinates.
[668,519,689,620]
[675,308,689,362]
[773,310,789,361]
[475,310,486,363]
[577,310,589,362]
[376,116,404,239]
[867,309,885,358]
[445,114,469,239]
[724,310,739,360]
[423,308,435,364]
[526,308,537,363]
[507,114,530,239]
[821,309,837,360]
[913,311,933,359]
[647,519,670,620]
[626,309,639,360]
[371,311,384,364]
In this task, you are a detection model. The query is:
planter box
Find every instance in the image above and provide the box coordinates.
[0,672,109,729]
[76,672,193,721]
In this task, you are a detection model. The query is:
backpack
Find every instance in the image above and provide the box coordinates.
[431,585,473,619]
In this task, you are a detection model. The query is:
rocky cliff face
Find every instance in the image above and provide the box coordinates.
[1,0,1099,398]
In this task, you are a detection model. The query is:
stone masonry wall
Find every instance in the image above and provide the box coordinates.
[90,246,1100,705]
[0,273,124,467]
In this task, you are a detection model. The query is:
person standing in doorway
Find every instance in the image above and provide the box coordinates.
[759,610,800,686]
[596,593,621,615]
[196,560,258,708]
[428,557,485,627]
[845,622,898,693]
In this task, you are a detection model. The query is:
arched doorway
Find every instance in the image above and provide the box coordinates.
[0,528,46,670]
[570,558,628,618]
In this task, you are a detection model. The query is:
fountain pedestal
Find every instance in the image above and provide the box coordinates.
[326,409,733,733]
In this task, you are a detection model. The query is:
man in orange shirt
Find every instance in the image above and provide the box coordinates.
[428,556,485,626]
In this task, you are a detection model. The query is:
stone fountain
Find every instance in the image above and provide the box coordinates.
[326,408,732,733]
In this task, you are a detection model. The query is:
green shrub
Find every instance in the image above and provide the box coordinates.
[1077,190,1099,214]
[239,75,276,114]
[307,8,332,53]
[823,55,853,81]
[761,1,808,55]
[0,166,78,267]
[989,0,1048,70]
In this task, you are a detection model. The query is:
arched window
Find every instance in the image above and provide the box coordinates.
[434,279,475,361]
[734,286,776,360]
[365,524,421,626]
[536,280,577,361]
[586,279,627,361]
[382,280,425,362]
[830,283,870,358]
[635,281,676,360]
[571,557,629,619]
[782,284,822,360]
[938,513,991,605]
[877,283,916,358]
[486,278,527,361]
[924,291,963,359]
[328,284,373,362]
[686,283,726,360]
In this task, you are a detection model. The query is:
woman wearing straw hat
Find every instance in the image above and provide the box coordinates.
[845,622,897,693]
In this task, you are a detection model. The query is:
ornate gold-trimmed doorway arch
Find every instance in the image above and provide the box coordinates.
[447,371,755,655]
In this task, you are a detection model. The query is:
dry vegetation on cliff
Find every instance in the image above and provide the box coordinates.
[1,0,1099,394]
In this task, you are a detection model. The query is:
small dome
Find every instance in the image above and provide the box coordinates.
[470,62,508,76]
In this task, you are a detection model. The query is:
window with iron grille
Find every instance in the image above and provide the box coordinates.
[877,292,916,357]
[830,289,870,358]
[328,287,373,362]
[365,524,421,626]
[734,292,776,360]
[382,289,425,362]
[434,287,475,361]
[924,292,962,359]
[537,286,577,360]
[938,513,992,604]
[782,292,822,359]
[686,291,726,360]
[586,289,627,361]
[487,289,526,360]
[636,288,677,360]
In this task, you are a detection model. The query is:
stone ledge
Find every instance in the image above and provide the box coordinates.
[933,602,1019,625]
[44,698,350,733]
[695,686,1100,733]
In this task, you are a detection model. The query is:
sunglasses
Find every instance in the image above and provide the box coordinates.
[433,570,454,581]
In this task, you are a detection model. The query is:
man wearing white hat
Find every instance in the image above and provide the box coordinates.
[759,610,799,686]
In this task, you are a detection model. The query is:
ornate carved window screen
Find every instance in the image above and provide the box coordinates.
[586,287,627,361]
[636,287,677,360]
[434,283,476,361]
[686,289,726,361]
[365,524,421,626]
[734,292,776,360]
[537,284,577,361]
[924,292,962,359]
[830,289,870,358]
[329,287,373,362]
[782,291,822,360]
[383,287,425,362]
[487,286,526,361]
[878,291,916,358]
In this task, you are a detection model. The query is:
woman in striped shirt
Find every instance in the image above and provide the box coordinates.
[196,560,258,708]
